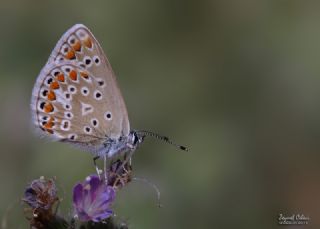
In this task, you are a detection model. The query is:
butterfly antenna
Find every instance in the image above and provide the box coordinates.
[137,130,188,151]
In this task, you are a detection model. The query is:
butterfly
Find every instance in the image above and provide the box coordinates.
[31,24,187,170]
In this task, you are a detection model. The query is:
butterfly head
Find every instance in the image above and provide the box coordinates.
[128,130,145,150]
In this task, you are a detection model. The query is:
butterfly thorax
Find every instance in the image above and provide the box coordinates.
[102,131,143,158]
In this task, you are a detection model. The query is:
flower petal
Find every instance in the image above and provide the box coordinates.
[73,176,116,222]
[91,186,115,210]
[88,175,101,202]
[77,210,91,222]
[100,186,116,206]
[91,209,113,222]
[72,183,83,207]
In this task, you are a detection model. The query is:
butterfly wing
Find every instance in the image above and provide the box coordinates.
[31,24,130,153]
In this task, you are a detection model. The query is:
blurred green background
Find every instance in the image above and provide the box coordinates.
[1,0,320,228]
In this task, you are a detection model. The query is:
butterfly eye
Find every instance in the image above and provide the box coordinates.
[132,133,139,145]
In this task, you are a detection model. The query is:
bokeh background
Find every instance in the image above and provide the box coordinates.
[1,0,320,228]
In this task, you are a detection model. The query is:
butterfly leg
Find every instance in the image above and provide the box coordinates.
[121,154,129,173]
[103,155,108,183]
[116,150,133,174]
[93,156,101,179]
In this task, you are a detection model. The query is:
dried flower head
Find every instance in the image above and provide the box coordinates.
[73,175,116,222]
[23,176,58,211]
[107,159,133,189]
[22,176,62,228]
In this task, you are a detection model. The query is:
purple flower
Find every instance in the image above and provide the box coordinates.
[23,176,58,210]
[73,175,116,222]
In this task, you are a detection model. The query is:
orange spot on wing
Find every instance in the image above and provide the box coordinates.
[80,71,89,79]
[84,38,92,48]
[47,129,54,134]
[50,81,60,89]
[65,50,76,60]
[44,103,54,113]
[72,41,82,52]
[47,90,56,101]
[44,118,54,129]
[56,73,65,82]
[69,70,77,81]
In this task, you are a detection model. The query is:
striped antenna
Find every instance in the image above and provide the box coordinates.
[136,130,188,151]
